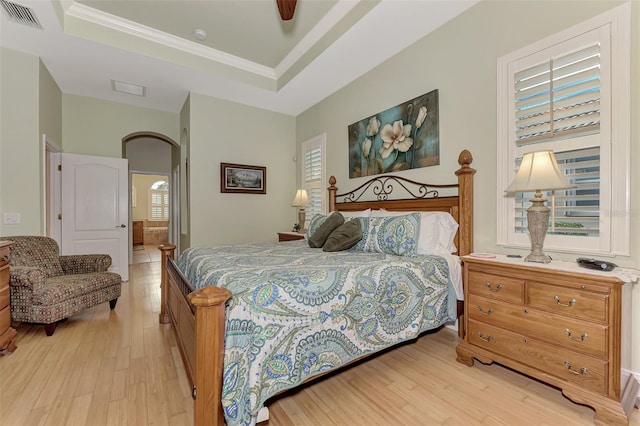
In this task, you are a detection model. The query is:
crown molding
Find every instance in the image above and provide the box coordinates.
[65,2,277,80]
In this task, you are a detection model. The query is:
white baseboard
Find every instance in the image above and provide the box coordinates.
[445,318,459,332]
[622,368,640,408]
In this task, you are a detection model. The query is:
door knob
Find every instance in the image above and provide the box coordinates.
[118,224,126,228]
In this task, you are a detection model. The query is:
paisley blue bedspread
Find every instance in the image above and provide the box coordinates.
[177,240,457,426]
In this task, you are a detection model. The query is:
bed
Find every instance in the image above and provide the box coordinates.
[158,149,476,426]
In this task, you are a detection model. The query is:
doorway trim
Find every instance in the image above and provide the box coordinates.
[42,134,62,245]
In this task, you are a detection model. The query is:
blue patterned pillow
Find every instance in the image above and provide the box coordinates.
[352,213,420,256]
[306,213,327,239]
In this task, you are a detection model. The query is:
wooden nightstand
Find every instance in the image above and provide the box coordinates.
[277,232,305,242]
[456,255,639,425]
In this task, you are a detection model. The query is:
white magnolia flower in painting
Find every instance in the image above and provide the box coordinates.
[362,138,372,157]
[366,117,380,136]
[415,106,428,128]
[379,120,413,159]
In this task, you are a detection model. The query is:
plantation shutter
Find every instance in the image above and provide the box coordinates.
[149,189,169,220]
[513,43,602,239]
[514,44,601,145]
[303,142,323,219]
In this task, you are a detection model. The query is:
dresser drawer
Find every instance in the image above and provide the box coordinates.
[0,245,9,268]
[0,284,9,311]
[468,319,607,394]
[468,294,608,359]
[0,305,11,334]
[467,270,524,304]
[0,265,9,304]
[528,282,608,323]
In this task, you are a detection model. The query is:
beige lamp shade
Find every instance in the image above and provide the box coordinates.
[505,150,576,263]
[292,189,310,206]
[505,150,575,193]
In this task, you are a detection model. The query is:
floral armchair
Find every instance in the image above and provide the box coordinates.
[3,236,122,336]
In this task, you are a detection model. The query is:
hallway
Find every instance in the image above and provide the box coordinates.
[132,245,162,264]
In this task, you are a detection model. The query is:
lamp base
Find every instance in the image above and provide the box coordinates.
[525,252,552,264]
[298,207,306,232]
[525,191,551,264]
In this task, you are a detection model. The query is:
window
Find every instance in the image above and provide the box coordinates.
[497,4,630,256]
[149,180,169,220]
[301,134,326,222]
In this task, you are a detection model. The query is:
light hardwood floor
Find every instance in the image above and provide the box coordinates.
[2,260,639,426]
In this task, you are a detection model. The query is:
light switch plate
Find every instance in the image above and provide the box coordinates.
[3,212,20,224]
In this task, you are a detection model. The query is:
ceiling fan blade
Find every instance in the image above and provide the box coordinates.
[276,0,297,21]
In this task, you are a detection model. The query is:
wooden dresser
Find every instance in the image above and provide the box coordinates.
[132,220,144,246]
[0,240,17,355]
[456,255,638,425]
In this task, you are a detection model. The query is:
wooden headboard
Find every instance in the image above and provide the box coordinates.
[327,149,475,256]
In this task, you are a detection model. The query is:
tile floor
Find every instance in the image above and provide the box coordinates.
[132,244,162,263]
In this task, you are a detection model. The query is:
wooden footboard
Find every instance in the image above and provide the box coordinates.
[159,244,231,426]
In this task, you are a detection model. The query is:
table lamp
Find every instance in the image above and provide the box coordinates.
[505,150,576,263]
[292,189,310,230]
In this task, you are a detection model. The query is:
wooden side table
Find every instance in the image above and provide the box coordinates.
[277,232,305,242]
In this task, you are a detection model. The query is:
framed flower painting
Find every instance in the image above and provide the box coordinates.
[348,89,439,178]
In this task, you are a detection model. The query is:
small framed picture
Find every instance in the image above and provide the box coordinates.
[220,163,266,194]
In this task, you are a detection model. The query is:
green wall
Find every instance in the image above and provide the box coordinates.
[296,0,640,372]
[0,48,60,236]
[187,93,296,247]
[62,95,179,157]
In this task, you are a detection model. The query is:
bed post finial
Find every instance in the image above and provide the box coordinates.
[458,149,473,169]
[328,176,337,212]
[455,150,475,256]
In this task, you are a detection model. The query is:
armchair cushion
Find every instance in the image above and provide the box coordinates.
[60,254,111,274]
[32,272,122,305]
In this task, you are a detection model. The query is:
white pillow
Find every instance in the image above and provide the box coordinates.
[370,209,458,254]
[340,208,371,221]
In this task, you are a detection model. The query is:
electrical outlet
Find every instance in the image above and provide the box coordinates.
[3,213,20,225]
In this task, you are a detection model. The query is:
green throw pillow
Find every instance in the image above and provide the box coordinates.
[308,212,344,248]
[323,219,363,252]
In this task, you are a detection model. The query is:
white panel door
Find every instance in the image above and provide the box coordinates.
[61,153,129,281]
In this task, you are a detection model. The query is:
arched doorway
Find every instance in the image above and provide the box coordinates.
[123,132,179,263]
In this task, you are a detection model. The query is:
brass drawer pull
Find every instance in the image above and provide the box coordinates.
[564,328,588,342]
[485,282,503,292]
[553,295,576,307]
[563,361,588,375]
[476,305,493,316]
[0,255,8,262]
[477,331,493,342]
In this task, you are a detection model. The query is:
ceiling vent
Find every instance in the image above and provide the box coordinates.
[1,0,42,29]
